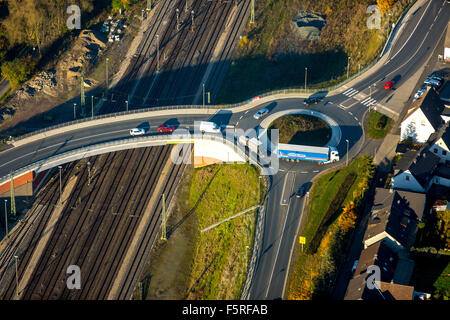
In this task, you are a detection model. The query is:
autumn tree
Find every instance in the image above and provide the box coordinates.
[1,56,36,87]
[338,201,357,232]
[377,0,397,14]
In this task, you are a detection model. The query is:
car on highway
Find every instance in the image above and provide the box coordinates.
[157,124,175,133]
[295,186,306,198]
[129,128,146,136]
[253,108,269,120]
[384,81,395,90]
[303,97,320,105]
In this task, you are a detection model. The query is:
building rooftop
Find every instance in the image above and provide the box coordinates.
[404,88,445,130]
[344,274,414,300]
[364,188,426,248]
[354,241,398,282]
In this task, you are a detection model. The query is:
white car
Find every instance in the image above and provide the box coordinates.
[129,128,145,136]
[253,108,269,120]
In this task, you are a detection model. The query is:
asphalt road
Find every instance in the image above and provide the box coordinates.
[0,0,448,300]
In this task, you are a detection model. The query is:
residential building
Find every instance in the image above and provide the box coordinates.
[364,188,426,250]
[400,89,445,143]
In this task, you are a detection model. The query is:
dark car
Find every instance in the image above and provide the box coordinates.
[304,97,320,105]
[295,186,306,198]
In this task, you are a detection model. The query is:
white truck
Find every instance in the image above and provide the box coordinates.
[277,143,339,164]
[199,121,221,133]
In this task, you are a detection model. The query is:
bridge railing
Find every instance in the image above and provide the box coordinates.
[9,55,383,144]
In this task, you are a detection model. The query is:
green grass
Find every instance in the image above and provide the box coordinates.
[411,254,450,299]
[288,155,375,299]
[0,87,11,104]
[268,114,331,146]
[186,163,263,300]
[366,110,392,139]
[215,0,413,104]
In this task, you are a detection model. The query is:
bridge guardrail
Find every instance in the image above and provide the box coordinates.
[10,55,382,144]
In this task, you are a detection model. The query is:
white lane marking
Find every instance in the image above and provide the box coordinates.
[301,171,308,174]
[0,129,128,169]
[388,0,432,62]
[239,115,244,120]
[348,111,353,116]
[354,116,359,121]
[313,170,319,173]
[245,110,249,114]
[266,173,295,298]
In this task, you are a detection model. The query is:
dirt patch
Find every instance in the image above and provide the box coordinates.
[139,166,197,300]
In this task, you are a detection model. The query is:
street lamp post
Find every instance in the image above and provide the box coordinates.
[73,103,77,120]
[87,161,91,186]
[305,67,308,91]
[4,200,8,238]
[346,139,349,166]
[125,100,128,112]
[91,96,94,120]
[176,8,180,31]
[191,10,195,32]
[347,57,351,79]
[202,83,205,107]
[106,58,109,90]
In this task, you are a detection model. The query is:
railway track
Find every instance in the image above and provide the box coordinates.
[0,0,249,300]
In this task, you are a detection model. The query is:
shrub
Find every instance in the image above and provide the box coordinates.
[1,56,36,88]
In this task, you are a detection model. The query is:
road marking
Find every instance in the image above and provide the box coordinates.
[301,171,308,174]
[239,115,244,120]
[245,110,249,114]
[313,170,319,173]
[280,171,295,206]
[348,111,353,116]
[0,129,128,169]
[266,174,294,298]
[354,116,359,121]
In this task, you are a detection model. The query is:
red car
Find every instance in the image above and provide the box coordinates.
[384,81,395,90]
[157,125,175,133]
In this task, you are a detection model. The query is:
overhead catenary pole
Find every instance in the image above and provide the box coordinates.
[14,255,19,296]
[87,161,91,186]
[176,8,180,31]
[250,0,255,24]
[156,34,160,73]
[58,165,62,205]
[10,172,15,217]
[161,194,166,240]
[191,10,195,32]
[4,200,8,238]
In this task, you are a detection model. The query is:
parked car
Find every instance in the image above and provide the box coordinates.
[129,128,146,136]
[295,186,306,198]
[304,97,320,105]
[352,260,359,273]
[384,81,395,90]
[157,125,175,133]
[253,108,269,120]
[424,78,442,86]
[427,73,443,82]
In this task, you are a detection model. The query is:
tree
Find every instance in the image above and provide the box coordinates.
[377,0,397,14]
[338,201,357,232]
[1,56,35,88]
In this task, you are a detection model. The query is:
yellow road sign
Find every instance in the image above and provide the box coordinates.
[299,236,306,244]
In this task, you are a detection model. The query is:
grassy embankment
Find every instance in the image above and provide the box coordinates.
[268,114,331,146]
[136,163,264,300]
[366,110,392,139]
[287,155,375,299]
[216,0,413,104]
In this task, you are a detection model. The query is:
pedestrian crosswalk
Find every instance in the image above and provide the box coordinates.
[342,87,378,107]
[342,88,359,97]
[360,97,377,107]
